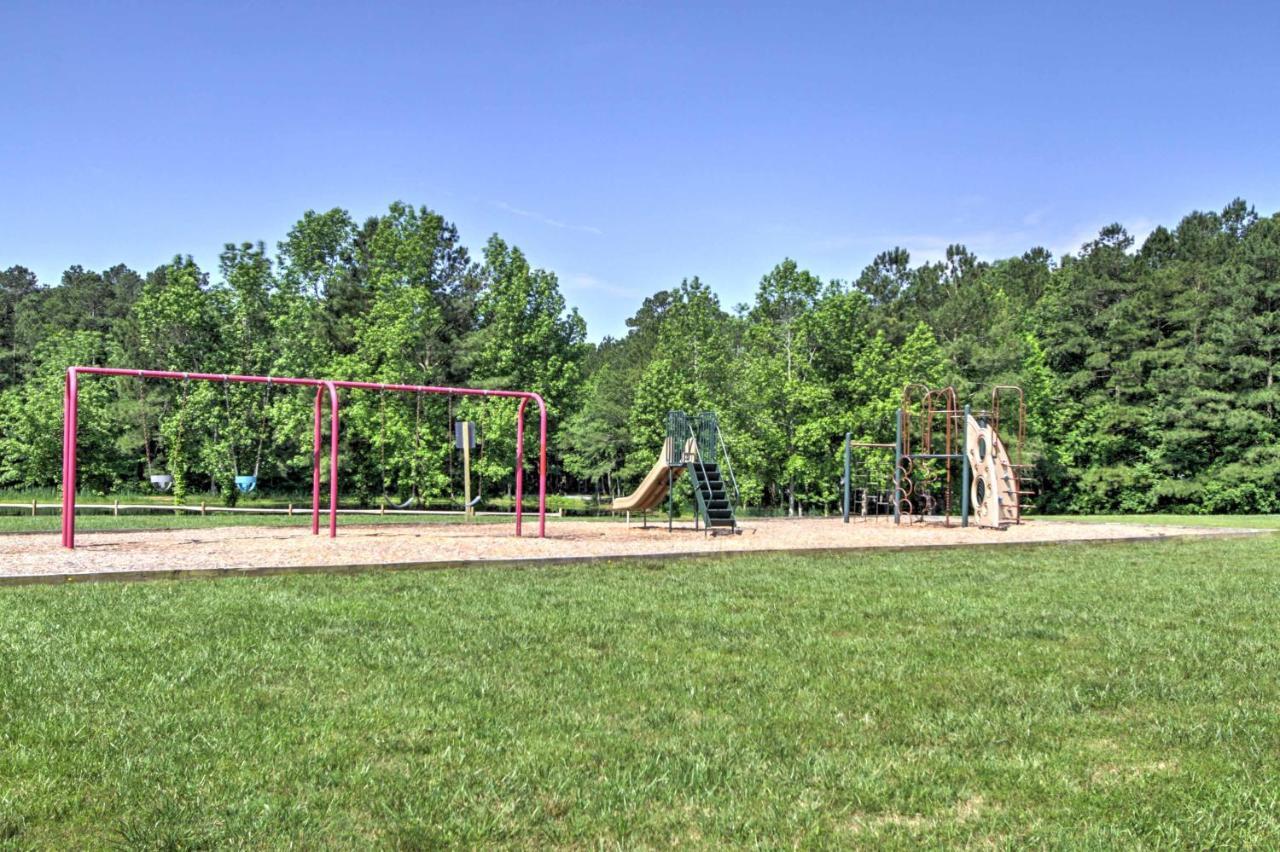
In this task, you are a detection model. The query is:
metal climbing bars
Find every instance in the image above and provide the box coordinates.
[843,383,1030,530]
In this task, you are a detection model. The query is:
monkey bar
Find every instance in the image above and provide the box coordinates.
[61,367,548,549]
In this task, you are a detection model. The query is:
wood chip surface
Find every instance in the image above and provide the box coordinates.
[0,518,1257,579]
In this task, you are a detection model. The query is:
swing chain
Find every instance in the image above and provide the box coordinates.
[378,389,389,506]
[220,376,239,477]
[412,390,423,502]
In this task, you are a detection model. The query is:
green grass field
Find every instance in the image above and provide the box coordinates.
[2,534,1279,846]
[1037,513,1280,529]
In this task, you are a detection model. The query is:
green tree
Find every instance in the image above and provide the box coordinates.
[132,256,220,372]
[560,339,635,496]
[739,259,832,512]
[462,235,587,496]
[215,242,278,483]
[0,331,120,491]
[0,266,39,386]
[561,291,677,496]
[627,277,734,492]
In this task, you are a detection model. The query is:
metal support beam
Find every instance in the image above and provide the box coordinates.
[667,465,673,532]
[893,408,903,525]
[842,432,851,524]
[961,404,971,528]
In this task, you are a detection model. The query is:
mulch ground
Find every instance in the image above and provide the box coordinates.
[0,517,1258,580]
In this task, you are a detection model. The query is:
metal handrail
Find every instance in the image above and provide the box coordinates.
[715,422,740,503]
[990,385,1025,468]
[664,410,737,531]
[685,422,715,530]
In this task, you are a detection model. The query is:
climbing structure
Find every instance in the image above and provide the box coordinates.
[843,384,1033,529]
[841,439,896,522]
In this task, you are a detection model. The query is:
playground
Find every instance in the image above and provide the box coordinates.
[2,367,1250,581]
[9,316,1271,849]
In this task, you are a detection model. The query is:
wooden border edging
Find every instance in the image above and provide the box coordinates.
[0,529,1267,589]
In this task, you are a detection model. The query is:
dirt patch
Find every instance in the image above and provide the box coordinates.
[1090,760,1178,786]
[848,793,991,835]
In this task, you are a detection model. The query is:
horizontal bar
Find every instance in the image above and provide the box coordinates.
[908,453,964,459]
[70,367,320,387]
[331,379,537,402]
[332,509,557,517]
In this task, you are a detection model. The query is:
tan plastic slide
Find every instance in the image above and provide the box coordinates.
[612,437,683,512]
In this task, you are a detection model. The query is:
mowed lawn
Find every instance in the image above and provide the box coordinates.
[1037,513,1280,529]
[2,535,1279,847]
[0,509,1275,535]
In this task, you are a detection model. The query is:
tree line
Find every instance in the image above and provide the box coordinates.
[1,198,1277,513]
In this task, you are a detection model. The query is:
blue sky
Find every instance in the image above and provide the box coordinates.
[2,1,1278,340]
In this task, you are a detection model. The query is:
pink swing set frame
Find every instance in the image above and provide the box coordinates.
[60,366,548,549]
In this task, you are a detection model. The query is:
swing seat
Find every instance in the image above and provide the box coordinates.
[385,494,417,510]
[149,474,173,492]
[234,475,257,494]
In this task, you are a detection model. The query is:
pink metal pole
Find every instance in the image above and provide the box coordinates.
[60,367,550,543]
[515,397,526,536]
[327,380,549,538]
[311,385,323,535]
[537,395,548,538]
[61,370,74,547]
[63,369,79,548]
[60,372,68,546]
[326,382,339,538]
[65,367,319,388]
